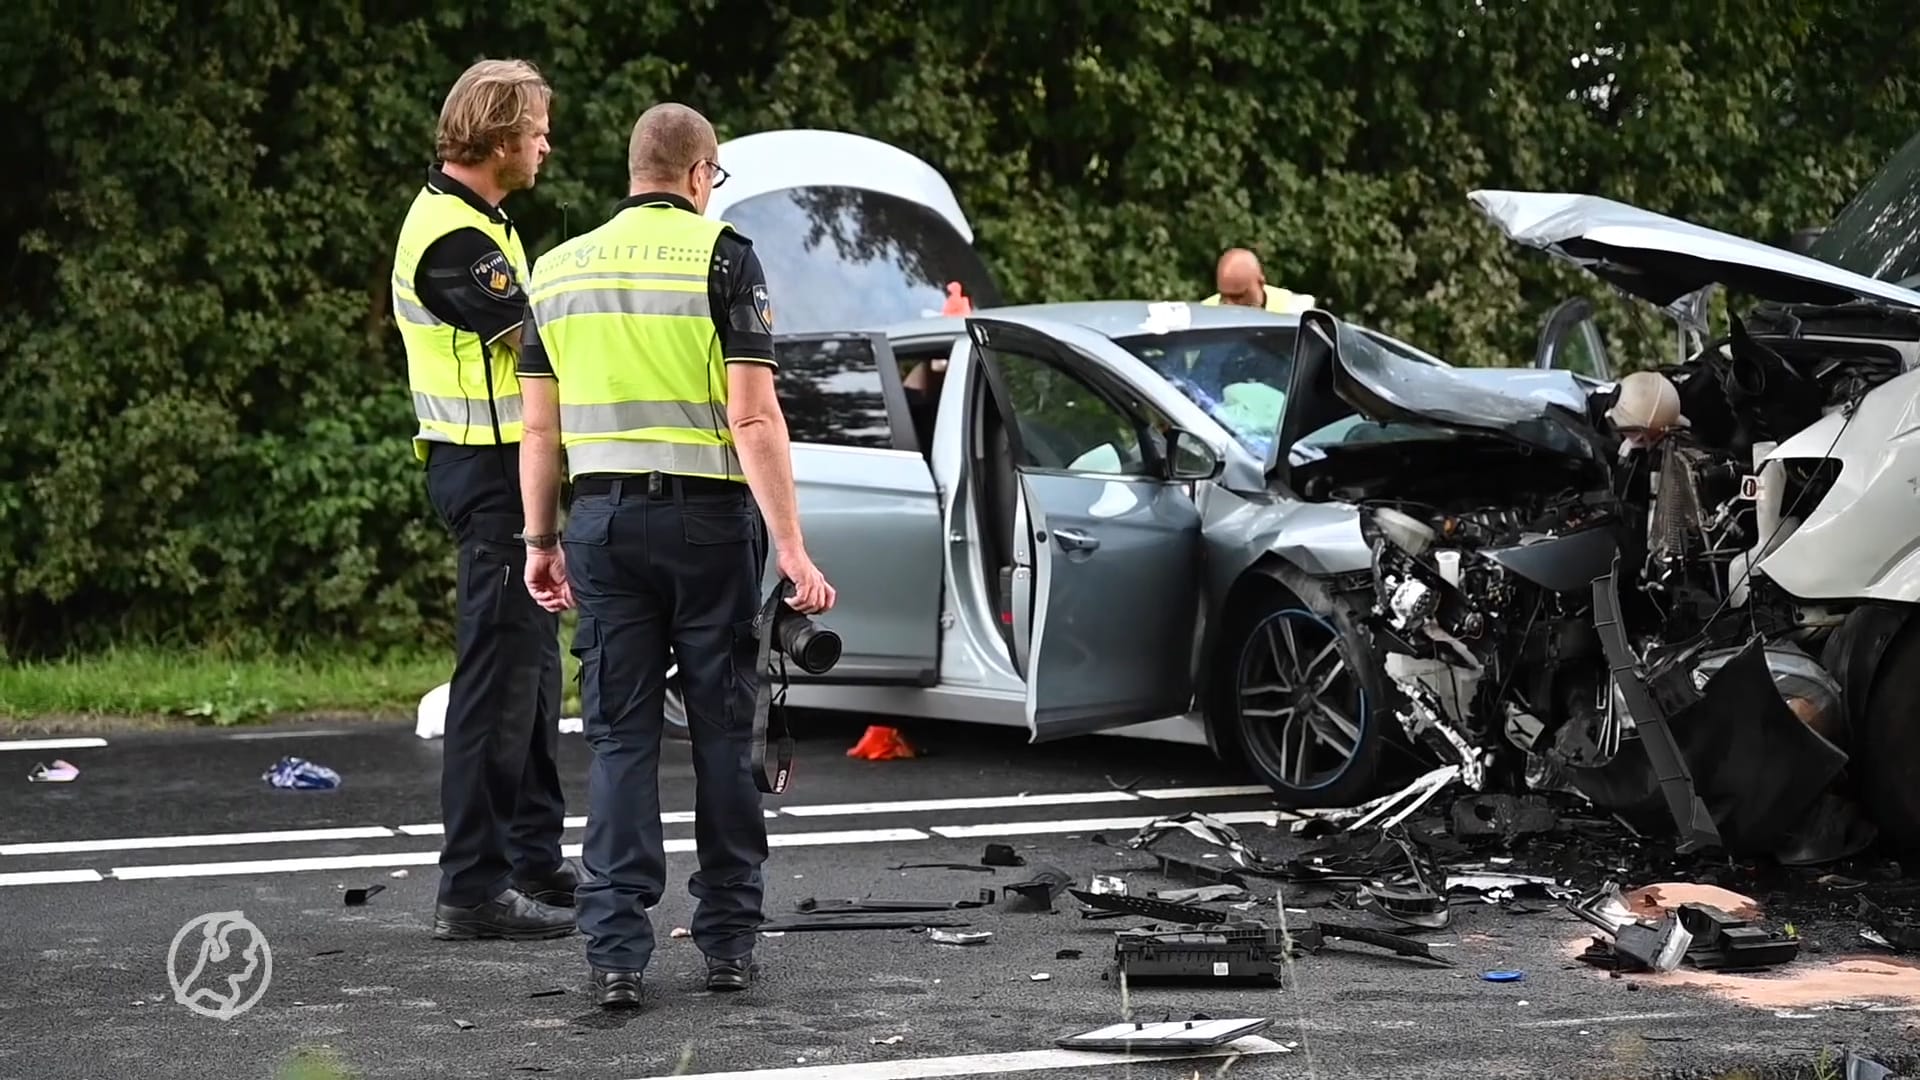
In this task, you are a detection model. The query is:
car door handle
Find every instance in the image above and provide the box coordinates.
[1051,529,1101,554]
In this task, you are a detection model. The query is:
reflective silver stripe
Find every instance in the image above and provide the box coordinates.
[561,400,720,434]
[393,296,444,327]
[532,270,707,291]
[416,429,455,444]
[414,391,524,426]
[566,439,742,478]
[531,287,709,322]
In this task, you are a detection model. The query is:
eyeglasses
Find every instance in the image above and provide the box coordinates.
[698,160,730,189]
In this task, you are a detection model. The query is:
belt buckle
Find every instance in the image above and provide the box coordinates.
[647,471,666,496]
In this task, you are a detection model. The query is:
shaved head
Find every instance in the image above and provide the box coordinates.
[628,102,718,190]
[1215,248,1267,307]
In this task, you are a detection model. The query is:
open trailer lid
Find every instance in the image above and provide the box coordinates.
[1469,189,1920,311]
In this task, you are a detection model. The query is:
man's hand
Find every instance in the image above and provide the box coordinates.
[525,547,574,612]
[778,546,836,614]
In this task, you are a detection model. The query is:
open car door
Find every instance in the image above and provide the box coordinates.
[771,330,943,685]
[964,316,1207,741]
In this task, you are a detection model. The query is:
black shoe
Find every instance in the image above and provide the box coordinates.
[589,967,643,1009]
[433,887,576,941]
[704,952,756,992]
[513,858,586,908]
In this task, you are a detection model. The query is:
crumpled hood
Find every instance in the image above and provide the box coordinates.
[1470,190,1920,310]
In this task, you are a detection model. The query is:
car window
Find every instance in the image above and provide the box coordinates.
[723,186,1006,334]
[1112,328,1293,459]
[992,348,1151,475]
[773,336,894,449]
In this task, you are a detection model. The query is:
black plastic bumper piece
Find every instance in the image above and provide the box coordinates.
[1591,559,1723,854]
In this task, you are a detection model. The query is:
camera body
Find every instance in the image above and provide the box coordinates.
[768,580,841,675]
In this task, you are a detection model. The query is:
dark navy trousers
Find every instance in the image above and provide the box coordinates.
[423,443,567,906]
[563,475,770,972]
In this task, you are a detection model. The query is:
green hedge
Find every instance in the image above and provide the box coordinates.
[4,0,1918,656]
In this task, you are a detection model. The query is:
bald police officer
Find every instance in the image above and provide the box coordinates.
[516,102,835,1008]
[390,58,578,942]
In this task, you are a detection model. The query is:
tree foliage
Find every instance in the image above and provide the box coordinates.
[4,0,1919,655]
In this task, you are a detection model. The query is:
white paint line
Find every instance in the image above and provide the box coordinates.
[111,851,440,881]
[778,791,1139,817]
[224,729,358,741]
[0,737,108,752]
[558,828,932,860]
[931,810,1279,839]
[0,826,397,857]
[397,809,777,837]
[1517,1012,1706,1028]
[1134,784,1275,799]
[0,869,105,887]
[627,1036,1288,1080]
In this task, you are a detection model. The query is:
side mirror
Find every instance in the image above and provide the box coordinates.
[1166,427,1224,481]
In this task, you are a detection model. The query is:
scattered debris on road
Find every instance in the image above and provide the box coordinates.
[342,884,385,906]
[262,756,341,790]
[1056,1017,1274,1051]
[26,759,77,783]
[846,725,915,760]
[796,889,995,914]
[981,843,1025,868]
[929,929,991,946]
[1000,865,1071,912]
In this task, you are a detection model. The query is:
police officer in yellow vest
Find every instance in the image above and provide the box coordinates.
[390,58,577,943]
[516,102,836,1008]
[1201,247,1315,313]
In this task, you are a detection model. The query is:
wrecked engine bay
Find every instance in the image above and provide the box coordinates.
[1312,304,1920,865]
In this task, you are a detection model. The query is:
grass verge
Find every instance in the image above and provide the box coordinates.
[0,630,585,734]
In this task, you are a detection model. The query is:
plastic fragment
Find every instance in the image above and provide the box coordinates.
[262,756,341,790]
[27,759,78,783]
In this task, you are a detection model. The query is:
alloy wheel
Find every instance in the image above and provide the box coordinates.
[1236,608,1370,792]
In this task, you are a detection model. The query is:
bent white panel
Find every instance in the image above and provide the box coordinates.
[1471,190,1920,310]
[1762,366,1920,601]
[708,130,974,243]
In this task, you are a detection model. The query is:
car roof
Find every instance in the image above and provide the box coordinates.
[880,300,1300,342]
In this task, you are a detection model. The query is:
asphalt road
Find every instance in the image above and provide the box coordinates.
[2,714,1917,1080]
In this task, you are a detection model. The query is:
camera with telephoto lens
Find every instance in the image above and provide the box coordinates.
[770,579,841,676]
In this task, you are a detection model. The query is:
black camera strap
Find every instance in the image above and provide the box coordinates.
[750,582,795,795]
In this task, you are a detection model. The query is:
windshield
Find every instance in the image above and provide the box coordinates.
[721,185,1005,333]
[1808,128,1920,289]
[1110,325,1453,459]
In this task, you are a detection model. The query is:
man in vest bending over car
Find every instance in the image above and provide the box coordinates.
[390,58,578,943]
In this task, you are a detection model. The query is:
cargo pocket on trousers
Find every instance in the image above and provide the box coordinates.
[462,512,523,629]
[722,617,762,737]
[569,615,602,738]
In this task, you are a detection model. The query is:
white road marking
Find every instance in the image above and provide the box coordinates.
[0,826,397,856]
[1517,1012,1706,1028]
[1135,784,1275,799]
[224,729,358,741]
[8,790,1271,858]
[95,828,935,883]
[0,737,108,752]
[0,869,105,886]
[778,792,1140,817]
[396,810,776,836]
[627,1036,1289,1080]
[112,851,439,881]
[931,810,1280,839]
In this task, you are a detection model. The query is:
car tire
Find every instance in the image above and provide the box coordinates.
[1208,581,1390,808]
[1856,616,1920,854]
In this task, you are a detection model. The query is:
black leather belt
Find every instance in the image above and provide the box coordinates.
[571,472,743,500]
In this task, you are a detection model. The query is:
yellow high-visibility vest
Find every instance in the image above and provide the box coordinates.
[527,204,747,483]
[1201,284,1315,314]
[391,186,531,461]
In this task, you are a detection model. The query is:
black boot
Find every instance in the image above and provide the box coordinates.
[589,968,643,1008]
[704,952,756,992]
[513,857,587,908]
[433,886,575,941]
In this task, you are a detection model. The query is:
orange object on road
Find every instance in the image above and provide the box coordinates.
[847,725,917,760]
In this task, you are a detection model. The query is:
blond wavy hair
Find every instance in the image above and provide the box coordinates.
[435,59,551,166]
